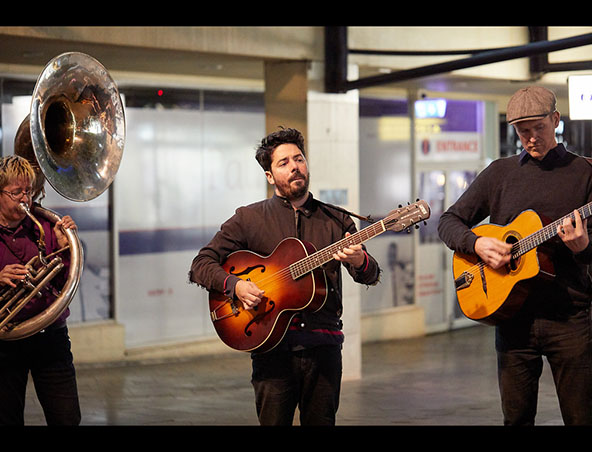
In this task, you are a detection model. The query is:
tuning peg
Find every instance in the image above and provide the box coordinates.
[415,224,419,229]
[398,204,403,208]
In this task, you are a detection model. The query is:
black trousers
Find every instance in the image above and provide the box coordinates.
[0,325,81,425]
[251,344,342,426]
[496,305,592,425]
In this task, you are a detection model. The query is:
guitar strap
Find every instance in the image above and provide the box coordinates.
[316,199,375,224]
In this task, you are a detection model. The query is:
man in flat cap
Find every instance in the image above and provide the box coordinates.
[438,86,592,425]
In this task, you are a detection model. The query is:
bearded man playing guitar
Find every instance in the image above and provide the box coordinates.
[189,127,380,425]
[438,86,592,425]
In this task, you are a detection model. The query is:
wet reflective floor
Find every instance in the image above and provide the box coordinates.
[24,325,565,426]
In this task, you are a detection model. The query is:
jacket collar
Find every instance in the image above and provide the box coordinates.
[273,192,315,217]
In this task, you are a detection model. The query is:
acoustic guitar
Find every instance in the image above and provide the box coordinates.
[209,200,431,353]
[453,203,592,325]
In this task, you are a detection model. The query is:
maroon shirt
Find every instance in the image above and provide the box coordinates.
[0,214,70,325]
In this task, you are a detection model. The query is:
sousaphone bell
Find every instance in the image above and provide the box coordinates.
[0,52,125,340]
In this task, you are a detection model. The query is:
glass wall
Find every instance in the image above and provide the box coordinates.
[115,88,266,347]
[358,97,415,312]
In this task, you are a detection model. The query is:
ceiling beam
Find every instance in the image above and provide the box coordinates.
[325,27,592,93]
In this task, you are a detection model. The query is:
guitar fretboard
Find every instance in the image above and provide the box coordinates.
[511,201,592,259]
[289,220,387,279]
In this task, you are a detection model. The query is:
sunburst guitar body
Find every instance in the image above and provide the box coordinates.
[209,238,326,353]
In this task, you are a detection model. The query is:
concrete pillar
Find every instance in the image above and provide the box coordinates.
[264,61,309,135]
[264,60,363,380]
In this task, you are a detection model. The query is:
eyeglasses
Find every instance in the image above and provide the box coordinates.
[1,189,32,201]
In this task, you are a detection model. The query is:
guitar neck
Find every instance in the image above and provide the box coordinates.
[513,201,592,258]
[290,220,387,279]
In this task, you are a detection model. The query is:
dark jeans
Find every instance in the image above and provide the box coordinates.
[0,325,81,425]
[496,305,592,425]
[251,344,342,426]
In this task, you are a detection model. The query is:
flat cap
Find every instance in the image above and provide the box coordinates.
[506,86,557,124]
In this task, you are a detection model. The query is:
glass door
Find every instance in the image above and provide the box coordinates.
[413,97,496,332]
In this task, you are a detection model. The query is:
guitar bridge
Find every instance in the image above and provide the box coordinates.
[210,299,240,322]
[455,271,474,290]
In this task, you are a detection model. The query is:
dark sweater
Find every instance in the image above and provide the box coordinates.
[438,144,592,309]
[190,193,380,347]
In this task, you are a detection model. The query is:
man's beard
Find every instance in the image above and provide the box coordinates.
[276,171,310,202]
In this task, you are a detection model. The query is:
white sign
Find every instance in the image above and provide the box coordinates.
[569,75,592,120]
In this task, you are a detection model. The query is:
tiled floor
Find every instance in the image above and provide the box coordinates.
[24,325,565,426]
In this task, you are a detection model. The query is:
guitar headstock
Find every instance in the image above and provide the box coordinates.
[383,200,431,232]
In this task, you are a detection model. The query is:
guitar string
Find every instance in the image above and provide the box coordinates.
[245,220,388,292]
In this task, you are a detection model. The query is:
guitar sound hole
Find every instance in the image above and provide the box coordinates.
[505,235,519,271]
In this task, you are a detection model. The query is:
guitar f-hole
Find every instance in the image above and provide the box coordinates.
[229,264,266,278]
[244,299,275,337]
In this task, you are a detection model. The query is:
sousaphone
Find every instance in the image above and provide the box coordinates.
[0,52,125,340]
